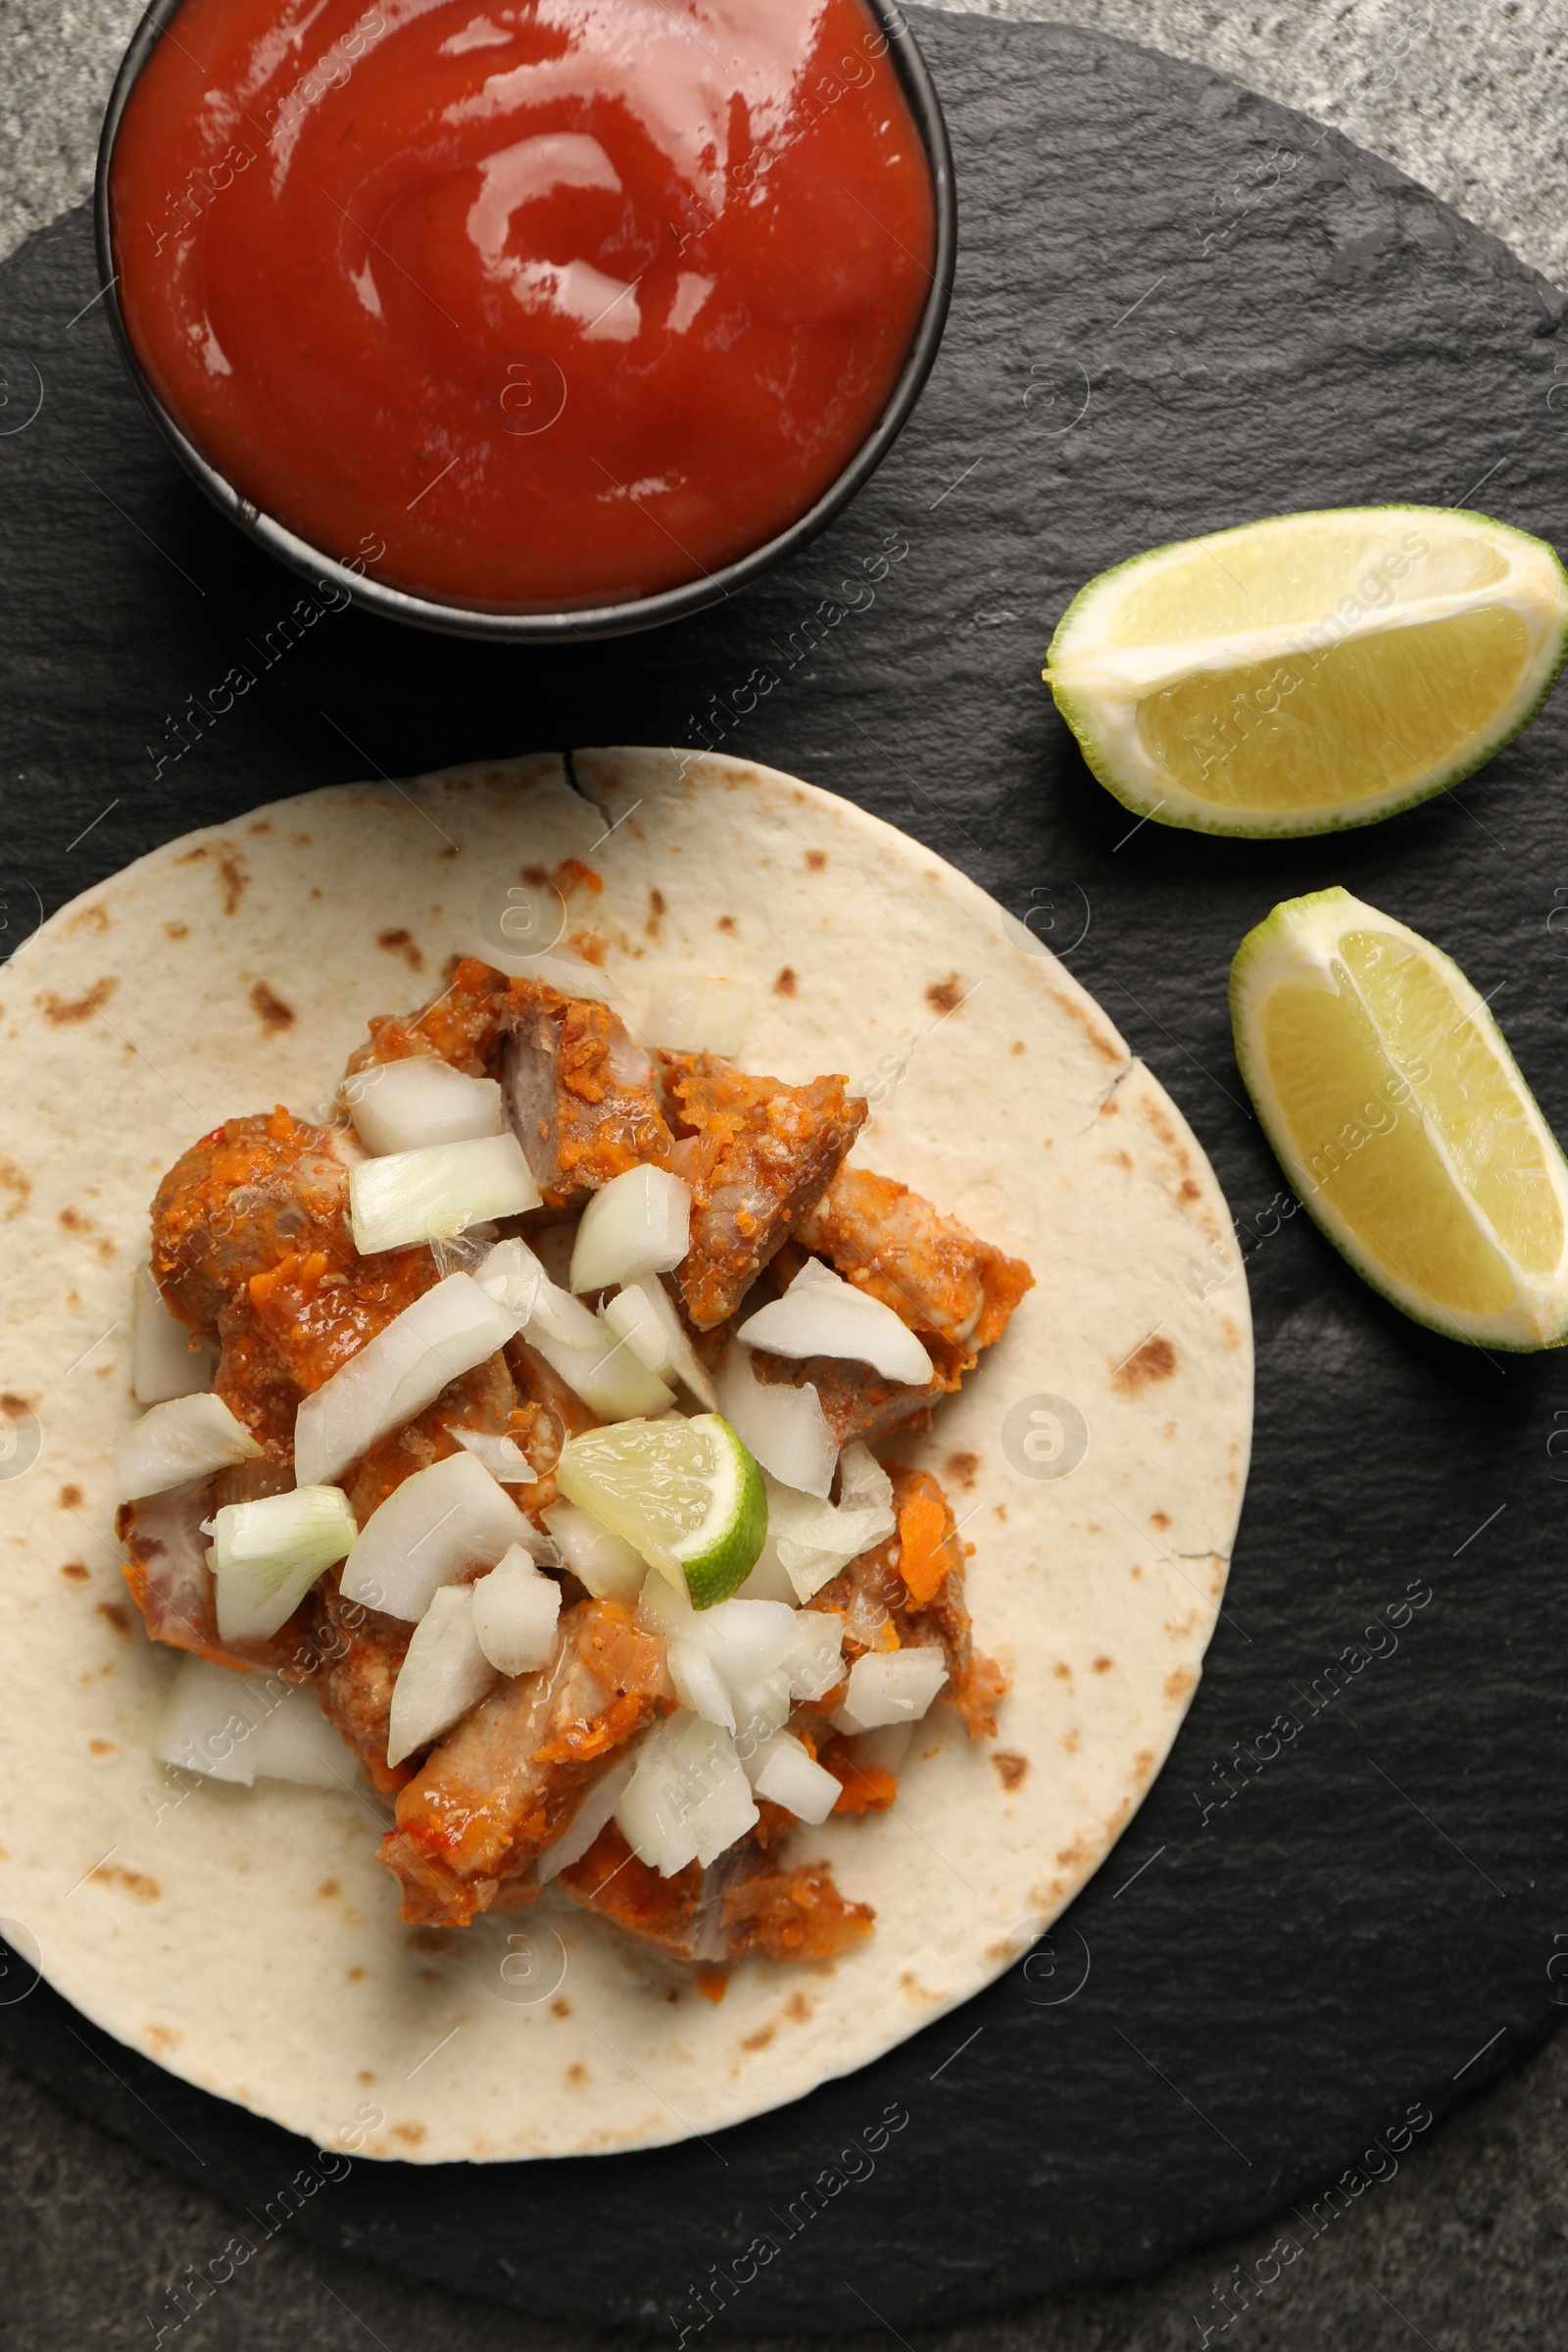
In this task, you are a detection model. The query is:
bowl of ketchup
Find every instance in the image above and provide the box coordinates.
[96,0,954,640]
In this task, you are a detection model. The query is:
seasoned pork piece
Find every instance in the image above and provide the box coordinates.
[344,1347,529,1522]
[306,1569,416,1795]
[378,1599,672,1926]
[558,1823,874,1965]
[796,1165,1033,1350]
[813,1467,1007,1739]
[151,1107,362,1333]
[502,980,673,1203]
[117,1478,311,1676]
[748,1168,1034,1445]
[662,1054,866,1329]
[346,956,513,1078]
[752,1341,960,1450]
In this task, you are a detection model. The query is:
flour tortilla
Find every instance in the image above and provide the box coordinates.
[0,751,1251,2162]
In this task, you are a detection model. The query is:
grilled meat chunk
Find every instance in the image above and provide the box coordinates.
[151,1108,361,1333]
[346,956,512,1078]
[813,1467,1007,1739]
[558,1822,873,1965]
[118,1478,310,1675]
[796,1164,1033,1350]
[502,979,672,1203]
[378,1599,672,1926]
[662,1054,866,1329]
[750,1168,1033,1446]
[305,1569,416,1794]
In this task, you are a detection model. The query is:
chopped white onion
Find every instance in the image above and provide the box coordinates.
[210,1485,358,1642]
[350,1132,541,1255]
[348,1058,504,1155]
[734,1547,798,1604]
[155,1655,360,1789]
[846,1721,913,1778]
[738,1258,934,1384]
[638,1584,844,1748]
[471,1544,562,1675]
[476,1237,673,1419]
[756,1443,897,1602]
[294,1273,514,1489]
[644,974,754,1059]
[667,1633,737,1731]
[132,1264,217,1405]
[542,1497,648,1599]
[747,1730,841,1825]
[615,1710,759,1876]
[833,1645,948,1733]
[475,1233,546,1325]
[113,1393,262,1503]
[536,1750,638,1884]
[446,1424,536,1481]
[340,1449,532,1621]
[713,1342,836,1498]
[386,1583,500,1765]
[569,1165,691,1295]
[603,1277,716,1408]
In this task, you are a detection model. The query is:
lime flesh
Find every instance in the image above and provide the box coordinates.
[556,1413,766,1608]
[1232,887,1568,1347]
[1048,507,1568,837]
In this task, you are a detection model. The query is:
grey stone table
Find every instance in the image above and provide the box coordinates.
[2,1,1567,2346]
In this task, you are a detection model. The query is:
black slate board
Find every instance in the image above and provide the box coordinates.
[3,9,1568,2332]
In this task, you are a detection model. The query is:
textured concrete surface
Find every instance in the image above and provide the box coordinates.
[2,0,1566,284]
[3,0,1567,2344]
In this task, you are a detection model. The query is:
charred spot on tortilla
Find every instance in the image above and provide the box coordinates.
[39,977,117,1025]
[773,966,797,996]
[1113,1335,1178,1392]
[60,1562,89,1583]
[926,974,963,1016]
[249,981,296,1034]
[991,1751,1028,1790]
[376,928,424,972]
[59,1484,82,1508]
[806,850,828,872]
[219,857,248,915]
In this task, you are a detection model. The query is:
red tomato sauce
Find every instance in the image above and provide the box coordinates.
[109,0,937,612]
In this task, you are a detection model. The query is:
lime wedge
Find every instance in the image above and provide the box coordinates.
[1046,507,1568,836]
[1232,887,1568,1348]
[556,1413,766,1608]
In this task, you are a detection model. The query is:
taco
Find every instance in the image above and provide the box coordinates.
[0,751,1250,2160]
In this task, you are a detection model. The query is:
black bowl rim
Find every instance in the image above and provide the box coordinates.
[92,0,956,644]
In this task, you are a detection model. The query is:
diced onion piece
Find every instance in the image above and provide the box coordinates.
[738,1258,934,1384]
[714,1342,836,1497]
[348,1057,504,1155]
[386,1584,499,1765]
[536,1751,638,1885]
[340,1449,532,1621]
[668,1633,737,1731]
[475,1234,546,1328]
[294,1273,514,1488]
[615,1711,758,1876]
[644,974,754,1059]
[447,1424,536,1481]
[113,1392,262,1502]
[833,1645,949,1733]
[757,1443,897,1602]
[132,1264,217,1405]
[542,1499,648,1600]
[735,1548,797,1604]
[479,1238,674,1418]
[604,1276,717,1409]
[846,1721,913,1778]
[569,1165,692,1295]
[747,1730,841,1825]
[350,1132,541,1255]
[472,1544,562,1675]
[210,1485,358,1642]
[155,1656,360,1788]
[782,1608,847,1703]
